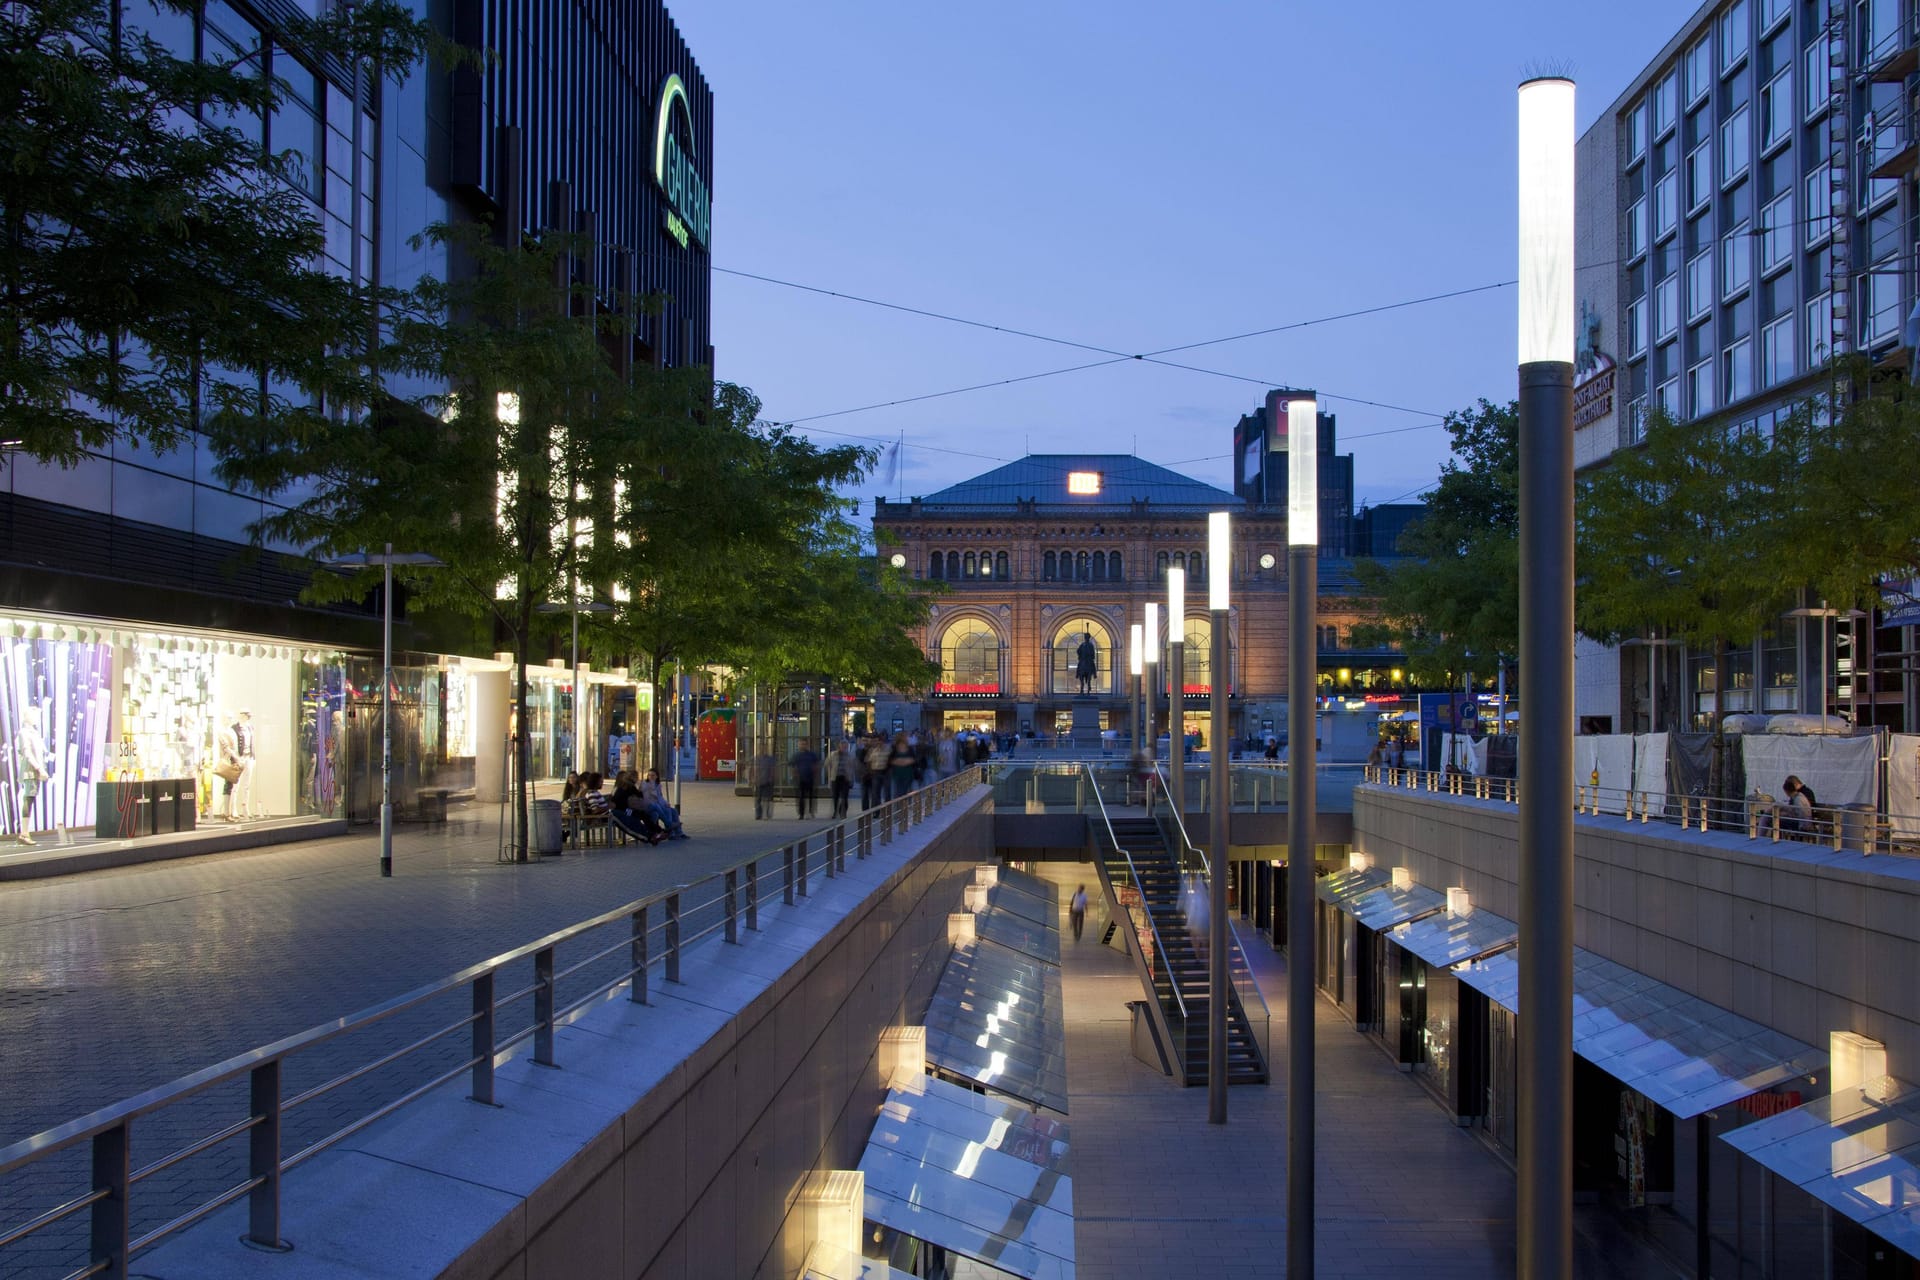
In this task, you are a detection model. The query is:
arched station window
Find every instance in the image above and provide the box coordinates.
[1044,551,1057,580]
[929,552,945,580]
[946,551,960,580]
[995,551,1009,579]
[1050,616,1114,696]
[938,618,1003,692]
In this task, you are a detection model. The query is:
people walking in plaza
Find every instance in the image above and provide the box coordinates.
[936,728,957,780]
[829,739,855,818]
[790,738,820,819]
[1070,885,1088,942]
[863,734,890,808]
[888,732,916,797]
[753,747,776,819]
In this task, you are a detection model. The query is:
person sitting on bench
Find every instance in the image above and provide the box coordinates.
[1781,775,1817,836]
[639,768,687,839]
[609,770,667,845]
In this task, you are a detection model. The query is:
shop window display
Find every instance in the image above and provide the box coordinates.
[1,634,113,840]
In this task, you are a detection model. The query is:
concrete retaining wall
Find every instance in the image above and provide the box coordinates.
[1353,784,1920,1075]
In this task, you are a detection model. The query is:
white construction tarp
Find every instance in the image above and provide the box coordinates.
[1888,734,1920,839]
[1632,732,1669,815]
[1573,733,1636,813]
[1738,733,1879,809]
[1441,733,1487,776]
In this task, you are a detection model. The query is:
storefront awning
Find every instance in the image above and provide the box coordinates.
[1348,881,1448,931]
[1387,906,1518,969]
[1721,1076,1920,1259]
[923,938,1068,1114]
[1452,948,1826,1119]
[858,1074,1075,1280]
[1315,865,1390,906]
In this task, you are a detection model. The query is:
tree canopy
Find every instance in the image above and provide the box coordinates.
[1352,398,1519,682]
[1,0,438,463]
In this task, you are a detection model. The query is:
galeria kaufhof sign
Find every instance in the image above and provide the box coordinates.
[653,74,711,250]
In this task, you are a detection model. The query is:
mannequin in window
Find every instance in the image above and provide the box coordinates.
[1075,633,1097,696]
[231,708,264,819]
[13,706,50,845]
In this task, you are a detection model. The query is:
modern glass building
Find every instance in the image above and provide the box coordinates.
[0,0,710,839]
[1574,0,1915,735]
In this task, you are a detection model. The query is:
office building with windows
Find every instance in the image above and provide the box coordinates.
[0,0,711,840]
[1573,0,1912,735]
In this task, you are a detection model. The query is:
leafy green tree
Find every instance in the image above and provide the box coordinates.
[1352,399,1519,685]
[1,0,437,462]
[1800,360,1920,615]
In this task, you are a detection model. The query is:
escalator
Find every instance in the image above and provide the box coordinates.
[1092,806,1269,1087]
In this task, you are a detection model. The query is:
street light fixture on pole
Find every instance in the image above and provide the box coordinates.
[1129,623,1143,763]
[1207,511,1231,1125]
[325,544,443,878]
[1283,391,1320,1280]
[1144,603,1160,779]
[1166,567,1186,828]
[535,597,617,775]
[1517,74,1577,1280]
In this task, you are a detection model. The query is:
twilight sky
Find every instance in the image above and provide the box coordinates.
[671,1,1685,515]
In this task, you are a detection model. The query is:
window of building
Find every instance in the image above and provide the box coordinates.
[1760,618,1797,710]
[1688,358,1715,417]
[1653,71,1678,139]
[1189,551,1202,581]
[1654,171,1678,241]
[1109,551,1122,579]
[1686,36,1713,105]
[1805,164,1833,245]
[1655,276,1679,340]
[1656,375,1682,421]
[1685,142,1712,212]
[1720,0,1749,72]
[1865,0,1904,64]
[1051,617,1112,696]
[1182,617,1218,692]
[1863,105,1901,209]
[1761,313,1795,385]
[929,552,945,580]
[1628,101,1648,162]
[1091,550,1107,581]
[1688,247,1714,319]
[1807,290,1833,366]
[1628,196,1648,260]
[1720,105,1751,184]
[962,551,976,579]
[1723,337,1754,403]
[1804,32,1831,118]
[947,551,961,580]
[1075,551,1089,579]
[938,618,1002,691]
[1043,550,1056,580]
[1628,296,1648,356]
[1173,550,1187,574]
[1156,551,1169,578]
[1861,260,1903,346]
[995,550,1009,580]
[1760,0,1790,29]
[1623,395,1649,445]
[1722,225,1752,298]
[1760,69,1793,151]
[1760,192,1793,273]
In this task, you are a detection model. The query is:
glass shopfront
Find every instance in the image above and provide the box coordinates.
[0,613,346,843]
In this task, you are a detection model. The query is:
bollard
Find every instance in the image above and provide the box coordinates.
[471,971,497,1100]
[665,892,681,984]
[630,906,649,1003]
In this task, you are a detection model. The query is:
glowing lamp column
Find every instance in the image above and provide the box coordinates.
[1166,568,1185,825]
[1129,623,1144,764]
[1206,512,1231,1125]
[1143,603,1160,785]
[1284,391,1319,1280]
[1517,74,1576,1280]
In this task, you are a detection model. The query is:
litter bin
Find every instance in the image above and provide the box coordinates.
[532,799,564,856]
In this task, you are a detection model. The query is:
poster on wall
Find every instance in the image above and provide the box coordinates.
[1,636,113,838]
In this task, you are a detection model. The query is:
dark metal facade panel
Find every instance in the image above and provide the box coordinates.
[448,0,712,368]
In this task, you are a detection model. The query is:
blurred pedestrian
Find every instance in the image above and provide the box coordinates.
[1070,885,1088,942]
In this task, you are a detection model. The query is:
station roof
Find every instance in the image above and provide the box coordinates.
[892,454,1244,514]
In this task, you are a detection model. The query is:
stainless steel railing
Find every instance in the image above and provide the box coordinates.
[0,768,985,1280]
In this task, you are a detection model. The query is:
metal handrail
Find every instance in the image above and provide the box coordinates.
[1361,763,1913,858]
[1149,766,1272,1035]
[1080,765,1190,1034]
[0,767,985,1279]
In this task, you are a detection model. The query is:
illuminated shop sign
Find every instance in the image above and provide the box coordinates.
[653,74,711,250]
[934,683,1001,696]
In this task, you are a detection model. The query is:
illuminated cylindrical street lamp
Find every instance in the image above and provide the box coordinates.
[1206,511,1231,1125]
[1283,391,1319,1280]
[1166,567,1185,826]
[1129,623,1144,766]
[1144,602,1160,781]
[1517,74,1576,1280]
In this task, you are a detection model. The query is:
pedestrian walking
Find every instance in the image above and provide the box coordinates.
[864,735,890,808]
[790,738,820,819]
[753,748,775,820]
[888,732,916,798]
[1070,885,1088,942]
[829,739,855,818]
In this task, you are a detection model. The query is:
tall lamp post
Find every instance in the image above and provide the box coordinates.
[1144,603,1160,785]
[1166,568,1186,829]
[1207,511,1231,1124]
[1517,74,1576,1280]
[1283,392,1319,1279]
[1129,623,1144,762]
[325,544,443,877]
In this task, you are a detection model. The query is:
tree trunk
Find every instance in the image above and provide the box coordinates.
[649,651,670,780]
[514,601,533,861]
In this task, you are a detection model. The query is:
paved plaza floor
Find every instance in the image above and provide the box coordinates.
[1030,861,1688,1280]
